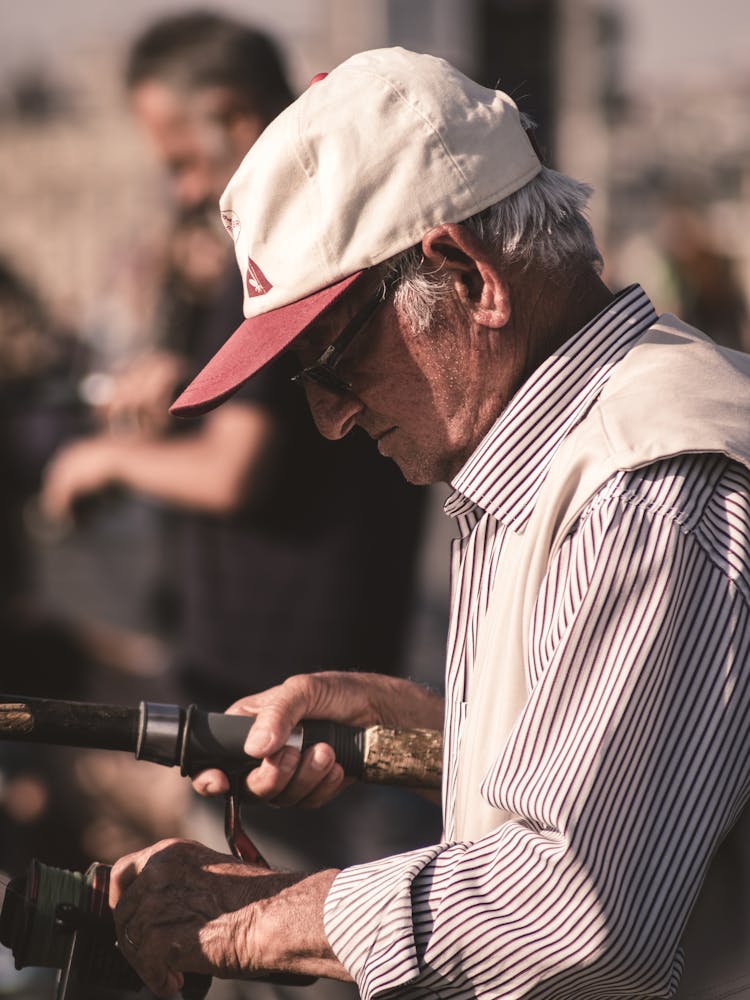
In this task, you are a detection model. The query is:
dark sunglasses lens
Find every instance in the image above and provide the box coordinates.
[294,366,351,394]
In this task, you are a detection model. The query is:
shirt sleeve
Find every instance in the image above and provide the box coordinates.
[324,455,750,998]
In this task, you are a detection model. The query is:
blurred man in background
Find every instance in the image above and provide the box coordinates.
[43,11,429,723]
[43,12,427,697]
[40,15,435,997]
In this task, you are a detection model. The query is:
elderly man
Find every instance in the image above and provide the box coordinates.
[109,48,750,999]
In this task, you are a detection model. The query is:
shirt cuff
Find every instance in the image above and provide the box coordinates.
[323,842,465,999]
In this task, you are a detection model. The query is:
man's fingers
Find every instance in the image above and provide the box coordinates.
[38,471,69,521]
[208,674,378,804]
[109,838,180,909]
[271,744,336,805]
[119,932,184,1000]
[245,746,302,798]
[153,968,183,999]
[110,854,143,910]
[196,743,345,806]
[192,767,230,796]
[228,679,317,758]
[296,763,347,810]
[245,743,342,806]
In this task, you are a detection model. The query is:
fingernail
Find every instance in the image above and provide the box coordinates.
[246,727,272,756]
[311,745,332,770]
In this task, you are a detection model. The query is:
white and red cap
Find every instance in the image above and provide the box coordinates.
[170,46,541,417]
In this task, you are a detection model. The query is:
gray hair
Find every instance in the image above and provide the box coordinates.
[385,166,603,334]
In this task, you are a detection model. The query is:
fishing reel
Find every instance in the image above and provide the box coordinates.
[0,859,211,999]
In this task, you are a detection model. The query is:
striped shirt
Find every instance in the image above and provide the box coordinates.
[324,286,750,998]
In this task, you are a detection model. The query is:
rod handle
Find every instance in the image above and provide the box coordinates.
[179,709,366,778]
[179,709,442,788]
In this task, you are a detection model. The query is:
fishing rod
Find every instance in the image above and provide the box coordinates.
[0,694,443,788]
[0,693,444,999]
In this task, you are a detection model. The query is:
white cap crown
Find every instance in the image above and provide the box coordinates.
[220,47,541,320]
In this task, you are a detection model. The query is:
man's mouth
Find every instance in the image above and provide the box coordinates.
[374,427,397,453]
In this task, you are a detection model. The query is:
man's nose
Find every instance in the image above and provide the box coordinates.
[304,384,362,440]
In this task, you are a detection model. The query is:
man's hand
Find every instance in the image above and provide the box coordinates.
[39,435,122,521]
[103,349,186,436]
[193,671,445,806]
[109,838,348,997]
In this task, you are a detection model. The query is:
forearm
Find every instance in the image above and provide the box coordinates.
[347,672,445,732]
[101,434,249,513]
[252,870,352,980]
[274,671,445,732]
[41,404,275,520]
[110,840,352,996]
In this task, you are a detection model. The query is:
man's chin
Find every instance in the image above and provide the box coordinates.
[388,451,447,487]
[372,430,452,484]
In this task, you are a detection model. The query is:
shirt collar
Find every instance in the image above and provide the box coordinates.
[446,285,658,528]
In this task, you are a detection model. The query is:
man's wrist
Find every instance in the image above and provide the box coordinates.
[251,869,352,980]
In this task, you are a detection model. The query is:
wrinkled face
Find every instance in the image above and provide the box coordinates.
[293,279,510,485]
[131,80,263,208]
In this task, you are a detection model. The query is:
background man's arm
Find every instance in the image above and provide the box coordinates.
[40,402,276,517]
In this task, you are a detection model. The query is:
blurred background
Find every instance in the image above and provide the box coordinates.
[1,0,746,683]
[2,0,749,354]
[0,0,748,994]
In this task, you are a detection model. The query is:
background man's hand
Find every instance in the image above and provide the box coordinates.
[39,435,121,521]
[109,838,346,997]
[193,671,445,806]
[102,349,186,436]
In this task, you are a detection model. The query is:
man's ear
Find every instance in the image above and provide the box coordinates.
[421,224,511,329]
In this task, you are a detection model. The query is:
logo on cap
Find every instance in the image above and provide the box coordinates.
[221,210,241,243]
[246,257,272,298]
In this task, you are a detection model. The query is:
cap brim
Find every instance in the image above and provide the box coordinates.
[170,270,366,417]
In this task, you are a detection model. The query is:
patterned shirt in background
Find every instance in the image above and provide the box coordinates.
[325,286,750,998]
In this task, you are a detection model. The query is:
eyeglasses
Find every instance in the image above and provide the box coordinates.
[290,273,398,395]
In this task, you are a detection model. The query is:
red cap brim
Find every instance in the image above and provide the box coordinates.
[170,270,366,417]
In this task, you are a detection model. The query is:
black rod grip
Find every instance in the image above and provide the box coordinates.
[180,707,252,777]
[299,719,365,778]
[179,708,366,779]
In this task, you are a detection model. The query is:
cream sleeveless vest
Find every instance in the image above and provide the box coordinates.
[453,315,750,998]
